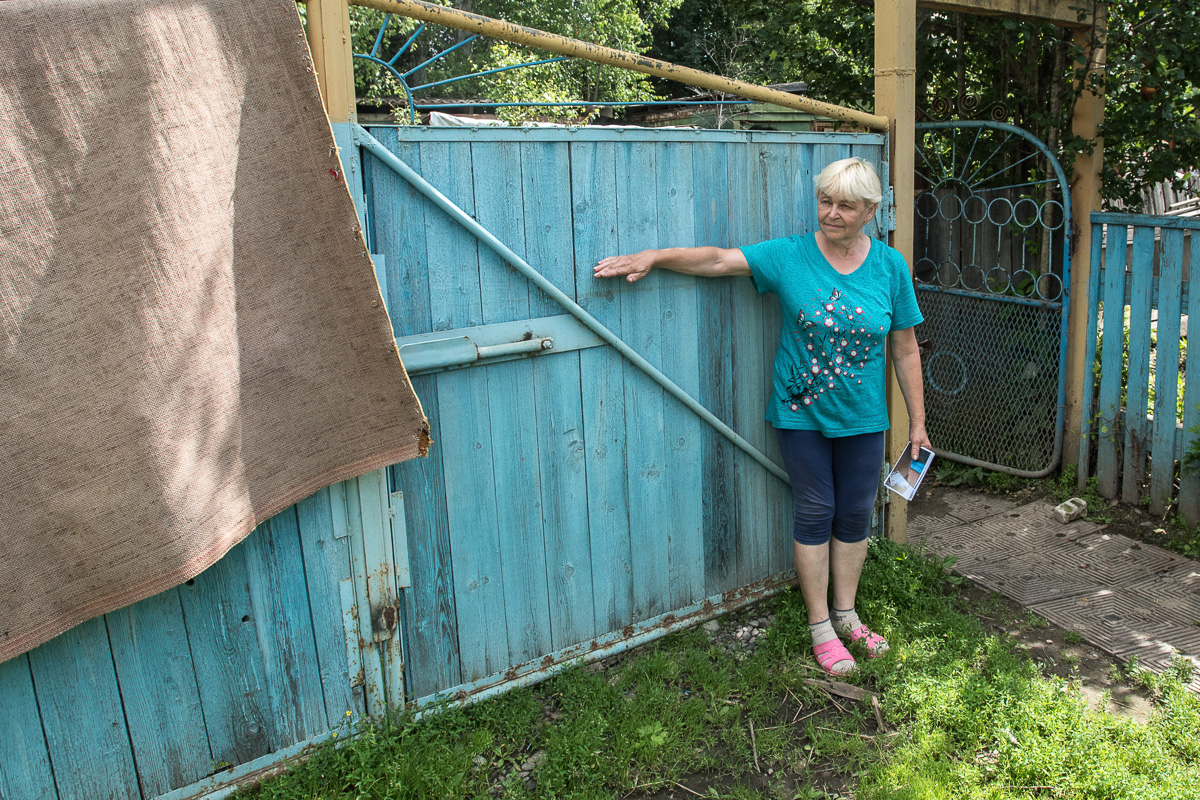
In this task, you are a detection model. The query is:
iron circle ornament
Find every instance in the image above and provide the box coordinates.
[915,257,939,284]
[1036,272,1064,302]
[1011,269,1037,298]
[986,267,1011,294]
[941,260,963,289]
[960,264,986,291]
[963,194,989,225]
[939,193,965,221]
[1014,197,1041,228]
[916,192,940,220]
[926,351,968,396]
[987,197,1015,227]
[1040,200,1066,231]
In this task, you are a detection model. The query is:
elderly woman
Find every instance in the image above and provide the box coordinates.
[594,157,929,675]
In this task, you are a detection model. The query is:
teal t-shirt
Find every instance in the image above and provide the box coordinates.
[739,233,923,436]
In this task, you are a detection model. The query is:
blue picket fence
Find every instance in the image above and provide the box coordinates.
[0,125,889,800]
[1077,212,1200,524]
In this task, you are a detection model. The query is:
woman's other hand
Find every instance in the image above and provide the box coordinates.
[595,252,655,283]
[910,422,932,460]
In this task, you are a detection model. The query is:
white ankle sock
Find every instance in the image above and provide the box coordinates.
[808,618,839,646]
[831,607,862,634]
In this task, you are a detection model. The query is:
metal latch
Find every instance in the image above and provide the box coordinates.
[397,335,553,373]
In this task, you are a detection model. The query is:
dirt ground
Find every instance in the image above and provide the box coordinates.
[634,483,1165,800]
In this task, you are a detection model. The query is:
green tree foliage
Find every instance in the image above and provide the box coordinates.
[348,0,681,122]
[653,0,1199,209]
[651,0,875,110]
[1093,1,1200,207]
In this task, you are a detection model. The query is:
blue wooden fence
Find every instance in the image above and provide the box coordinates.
[1078,212,1200,525]
[0,126,888,800]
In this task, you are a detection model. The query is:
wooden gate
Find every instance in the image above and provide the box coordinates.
[356,124,889,703]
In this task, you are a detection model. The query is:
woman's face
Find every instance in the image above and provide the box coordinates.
[817,192,877,245]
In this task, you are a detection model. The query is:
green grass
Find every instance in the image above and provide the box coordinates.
[236,539,1200,800]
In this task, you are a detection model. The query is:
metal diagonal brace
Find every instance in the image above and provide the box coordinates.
[354,125,790,486]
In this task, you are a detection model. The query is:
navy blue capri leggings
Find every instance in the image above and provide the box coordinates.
[776,428,886,545]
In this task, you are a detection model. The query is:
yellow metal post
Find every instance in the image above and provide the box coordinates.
[876,0,917,543]
[1064,17,1107,475]
[307,0,357,123]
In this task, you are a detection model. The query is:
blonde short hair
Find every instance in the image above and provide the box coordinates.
[814,157,883,206]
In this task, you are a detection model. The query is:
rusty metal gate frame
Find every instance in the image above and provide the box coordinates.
[913,120,1073,477]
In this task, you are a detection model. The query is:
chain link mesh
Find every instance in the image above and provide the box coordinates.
[915,289,1061,473]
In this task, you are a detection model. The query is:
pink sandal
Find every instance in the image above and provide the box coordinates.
[813,638,856,675]
[846,625,889,658]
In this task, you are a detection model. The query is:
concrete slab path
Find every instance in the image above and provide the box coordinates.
[906,487,1200,694]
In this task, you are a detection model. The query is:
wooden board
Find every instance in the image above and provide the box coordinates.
[523,140,597,649]
[573,140,636,634]
[177,541,274,766]
[26,617,140,800]
[693,140,740,598]
[0,656,57,800]
[106,590,211,796]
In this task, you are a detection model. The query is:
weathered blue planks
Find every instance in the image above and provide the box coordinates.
[244,509,329,745]
[106,590,210,796]
[728,141,772,586]
[523,140,597,649]
[692,140,740,598]
[294,488,363,724]
[1122,226,1155,504]
[1095,226,1129,497]
[1149,228,1184,514]
[177,541,274,767]
[654,141,705,610]
[1076,223,1106,485]
[422,141,484,332]
[1182,238,1200,526]
[390,378,462,700]
[364,129,430,339]
[617,140,671,623]
[0,655,56,800]
[1086,215,1198,525]
[365,132,464,699]
[362,127,879,694]
[474,141,554,665]
[573,140,636,634]
[26,617,140,800]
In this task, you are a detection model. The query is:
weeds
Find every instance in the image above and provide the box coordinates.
[238,539,1200,800]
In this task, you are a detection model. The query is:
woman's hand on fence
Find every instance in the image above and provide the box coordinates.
[595,251,654,283]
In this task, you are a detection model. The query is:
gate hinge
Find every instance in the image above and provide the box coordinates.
[887,185,897,232]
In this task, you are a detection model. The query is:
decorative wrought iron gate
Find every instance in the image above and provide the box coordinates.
[913,121,1072,476]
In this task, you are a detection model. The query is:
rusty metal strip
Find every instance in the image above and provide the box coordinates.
[411,571,798,712]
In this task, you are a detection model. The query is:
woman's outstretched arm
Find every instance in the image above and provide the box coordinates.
[594,246,750,283]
